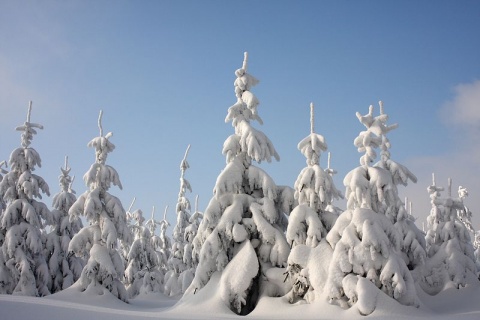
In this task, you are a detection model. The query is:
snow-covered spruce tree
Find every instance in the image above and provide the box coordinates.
[45,156,84,293]
[423,176,477,294]
[124,206,162,298]
[183,195,203,275]
[0,161,8,293]
[284,103,343,304]
[456,186,478,277]
[68,111,131,302]
[165,145,195,296]
[371,102,425,272]
[120,198,138,265]
[0,161,7,213]
[474,232,480,277]
[158,206,172,272]
[145,206,169,280]
[456,186,475,235]
[0,102,51,296]
[123,201,143,295]
[137,211,165,296]
[287,103,342,249]
[188,52,291,315]
[325,102,420,315]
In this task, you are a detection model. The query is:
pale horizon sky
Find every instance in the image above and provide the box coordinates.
[1,1,480,231]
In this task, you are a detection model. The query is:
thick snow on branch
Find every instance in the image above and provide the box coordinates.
[237,121,279,163]
[356,103,398,137]
[325,208,418,310]
[287,204,326,248]
[376,158,417,186]
[225,100,256,127]
[1,198,50,229]
[4,222,43,257]
[275,185,296,217]
[78,243,128,302]
[17,171,50,199]
[241,91,261,122]
[9,147,42,173]
[250,201,289,267]
[298,133,327,166]
[83,163,122,191]
[1,148,49,203]
[69,225,101,258]
[295,165,342,212]
[234,69,259,94]
[344,166,395,211]
[87,136,115,164]
[222,134,241,164]
[214,158,244,197]
[220,240,259,314]
[191,228,224,291]
[246,166,277,200]
[68,191,87,222]
[52,191,77,213]
[353,103,398,166]
[103,192,130,240]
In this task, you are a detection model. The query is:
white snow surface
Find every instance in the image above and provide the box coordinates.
[1,276,480,319]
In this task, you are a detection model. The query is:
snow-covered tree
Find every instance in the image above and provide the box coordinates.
[165,145,194,296]
[0,161,9,294]
[163,202,185,296]
[474,231,480,277]
[371,102,425,272]
[124,206,161,298]
[284,103,343,304]
[0,102,52,296]
[0,161,7,213]
[286,103,343,249]
[188,52,291,315]
[456,186,475,234]
[325,102,420,315]
[183,195,203,272]
[158,206,171,271]
[45,156,84,293]
[68,111,131,302]
[120,198,138,264]
[423,176,477,294]
[145,206,169,279]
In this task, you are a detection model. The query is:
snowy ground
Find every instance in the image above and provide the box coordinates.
[1,273,480,320]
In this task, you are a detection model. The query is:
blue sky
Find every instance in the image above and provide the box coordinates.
[1,1,480,230]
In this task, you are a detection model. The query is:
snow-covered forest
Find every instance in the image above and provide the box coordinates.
[1,53,480,320]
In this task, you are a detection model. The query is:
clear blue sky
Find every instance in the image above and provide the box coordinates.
[1,1,480,230]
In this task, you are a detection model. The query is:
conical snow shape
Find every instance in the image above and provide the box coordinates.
[187,53,293,315]
[124,204,163,298]
[68,111,131,302]
[165,145,196,296]
[287,103,343,249]
[422,175,477,294]
[284,103,343,304]
[325,102,421,314]
[0,102,52,296]
[45,156,84,293]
